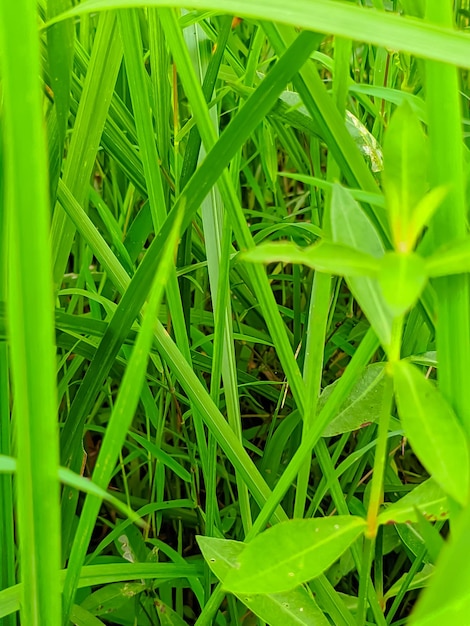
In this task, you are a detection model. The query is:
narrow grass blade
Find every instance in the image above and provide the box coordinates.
[51,11,123,286]
[46,0,74,156]
[61,208,184,621]
[0,2,61,623]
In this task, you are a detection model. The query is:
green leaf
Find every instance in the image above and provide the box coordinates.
[378,252,427,316]
[79,582,146,620]
[425,237,470,278]
[409,502,470,626]
[393,361,470,505]
[408,186,448,249]
[331,184,393,348]
[319,363,386,437]
[155,600,190,625]
[53,0,470,70]
[46,0,74,155]
[243,241,380,277]
[377,479,449,526]
[222,516,366,594]
[1,3,62,624]
[0,455,16,474]
[382,103,428,252]
[197,536,330,625]
[70,604,107,626]
[384,564,434,605]
[126,431,192,482]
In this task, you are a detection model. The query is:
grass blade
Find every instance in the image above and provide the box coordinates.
[0,1,61,623]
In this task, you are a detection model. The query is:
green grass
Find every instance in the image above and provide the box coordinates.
[1,1,470,624]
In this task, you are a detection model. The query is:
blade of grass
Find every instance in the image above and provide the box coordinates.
[0,1,61,623]
[158,9,323,416]
[182,12,252,533]
[51,11,123,287]
[53,0,470,70]
[0,133,15,626]
[425,3,470,434]
[46,0,74,161]
[61,203,184,623]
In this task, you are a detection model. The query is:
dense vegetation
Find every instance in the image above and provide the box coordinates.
[1,1,470,624]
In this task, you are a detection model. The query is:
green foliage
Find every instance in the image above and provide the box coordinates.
[393,361,470,506]
[221,517,367,594]
[1,1,470,625]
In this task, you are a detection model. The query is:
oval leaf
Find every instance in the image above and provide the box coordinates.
[319,363,386,437]
[242,241,379,277]
[377,479,449,526]
[197,536,329,625]
[223,516,366,594]
[393,361,470,505]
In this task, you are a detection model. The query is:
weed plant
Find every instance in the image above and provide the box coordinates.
[1,1,470,625]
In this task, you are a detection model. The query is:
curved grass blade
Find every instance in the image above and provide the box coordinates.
[51,0,470,70]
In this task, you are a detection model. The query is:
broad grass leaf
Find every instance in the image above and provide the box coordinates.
[377,479,449,526]
[222,516,366,594]
[393,361,470,505]
[378,252,427,316]
[331,184,393,349]
[425,237,470,277]
[319,363,386,437]
[243,241,379,277]
[197,536,329,625]
[382,103,428,251]
[57,0,470,70]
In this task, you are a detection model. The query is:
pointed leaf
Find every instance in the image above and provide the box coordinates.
[409,503,470,625]
[377,479,449,526]
[197,536,329,625]
[425,237,470,277]
[319,363,386,437]
[222,516,366,594]
[384,564,434,605]
[393,361,470,505]
[47,0,74,152]
[408,186,447,248]
[383,102,429,252]
[155,600,190,626]
[378,252,427,316]
[331,184,393,348]
[243,241,379,277]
